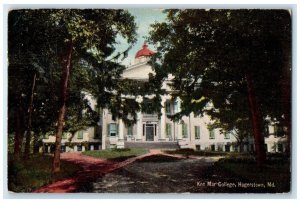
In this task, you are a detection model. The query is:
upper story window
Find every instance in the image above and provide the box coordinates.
[166,123,172,138]
[273,124,285,137]
[108,123,117,137]
[195,126,200,139]
[209,129,215,139]
[182,123,188,138]
[165,102,172,115]
[224,131,230,139]
[77,130,83,139]
[174,101,179,113]
[94,125,102,139]
[127,125,133,137]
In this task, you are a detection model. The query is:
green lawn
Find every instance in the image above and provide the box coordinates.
[83,148,148,161]
[8,154,81,192]
[215,156,291,192]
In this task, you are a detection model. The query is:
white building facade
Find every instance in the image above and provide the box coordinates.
[42,43,288,153]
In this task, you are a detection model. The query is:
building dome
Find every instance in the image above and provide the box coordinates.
[135,41,155,58]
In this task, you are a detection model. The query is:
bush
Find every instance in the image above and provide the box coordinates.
[164,149,231,156]
[112,148,131,152]
[83,148,148,160]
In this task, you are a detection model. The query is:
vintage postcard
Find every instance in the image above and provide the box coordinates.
[6,7,292,194]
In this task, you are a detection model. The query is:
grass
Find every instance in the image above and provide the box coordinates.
[82,148,148,161]
[215,156,291,192]
[8,154,81,193]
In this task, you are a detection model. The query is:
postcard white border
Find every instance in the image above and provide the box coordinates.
[1,0,299,201]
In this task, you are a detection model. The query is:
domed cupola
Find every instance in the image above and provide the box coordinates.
[135,41,155,58]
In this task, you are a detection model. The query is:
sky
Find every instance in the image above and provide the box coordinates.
[113,8,167,66]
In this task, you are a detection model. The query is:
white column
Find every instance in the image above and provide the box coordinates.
[136,112,142,141]
[177,122,182,140]
[136,96,143,141]
[118,118,124,140]
[160,98,166,140]
[101,109,106,150]
[117,118,125,148]
[189,115,192,142]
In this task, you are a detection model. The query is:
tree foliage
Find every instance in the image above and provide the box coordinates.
[8,9,138,168]
[148,9,291,165]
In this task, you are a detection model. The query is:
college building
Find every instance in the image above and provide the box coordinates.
[42,42,288,153]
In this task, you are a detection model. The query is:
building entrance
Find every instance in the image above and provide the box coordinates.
[144,123,156,141]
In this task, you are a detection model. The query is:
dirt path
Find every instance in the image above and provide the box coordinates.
[34,149,174,193]
[90,154,224,193]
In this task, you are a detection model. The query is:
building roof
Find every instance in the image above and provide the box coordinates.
[135,41,155,58]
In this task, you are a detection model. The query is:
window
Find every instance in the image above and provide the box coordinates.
[108,123,117,137]
[209,129,215,139]
[166,123,172,138]
[61,145,66,152]
[94,126,101,139]
[182,123,188,138]
[77,131,83,139]
[195,126,200,139]
[224,132,230,139]
[174,101,178,113]
[94,144,100,150]
[77,145,82,152]
[211,145,215,151]
[96,106,102,114]
[165,102,171,115]
[277,144,283,152]
[196,145,201,151]
[225,145,230,152]
[127,125,133,137]
[274,125,284,137]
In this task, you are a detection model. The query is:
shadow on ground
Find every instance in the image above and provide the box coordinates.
[85,155,283,193]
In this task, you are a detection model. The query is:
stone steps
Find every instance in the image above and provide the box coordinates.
[124,141,180,149]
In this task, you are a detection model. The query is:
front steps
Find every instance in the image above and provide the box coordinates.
[124,141,180,149]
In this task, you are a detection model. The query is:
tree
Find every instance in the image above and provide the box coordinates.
[149,9,291,167]
[46,9,137,174]
[8,10,53,160]
[8,9,137,173]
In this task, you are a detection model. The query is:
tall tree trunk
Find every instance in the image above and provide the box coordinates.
[52,40,73,174]
[245,72,266,168]
[14,95,24,161]
[33,132,40,154]
[24,73,37,159]
[280,47,291,156]
[279,76,291,155]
